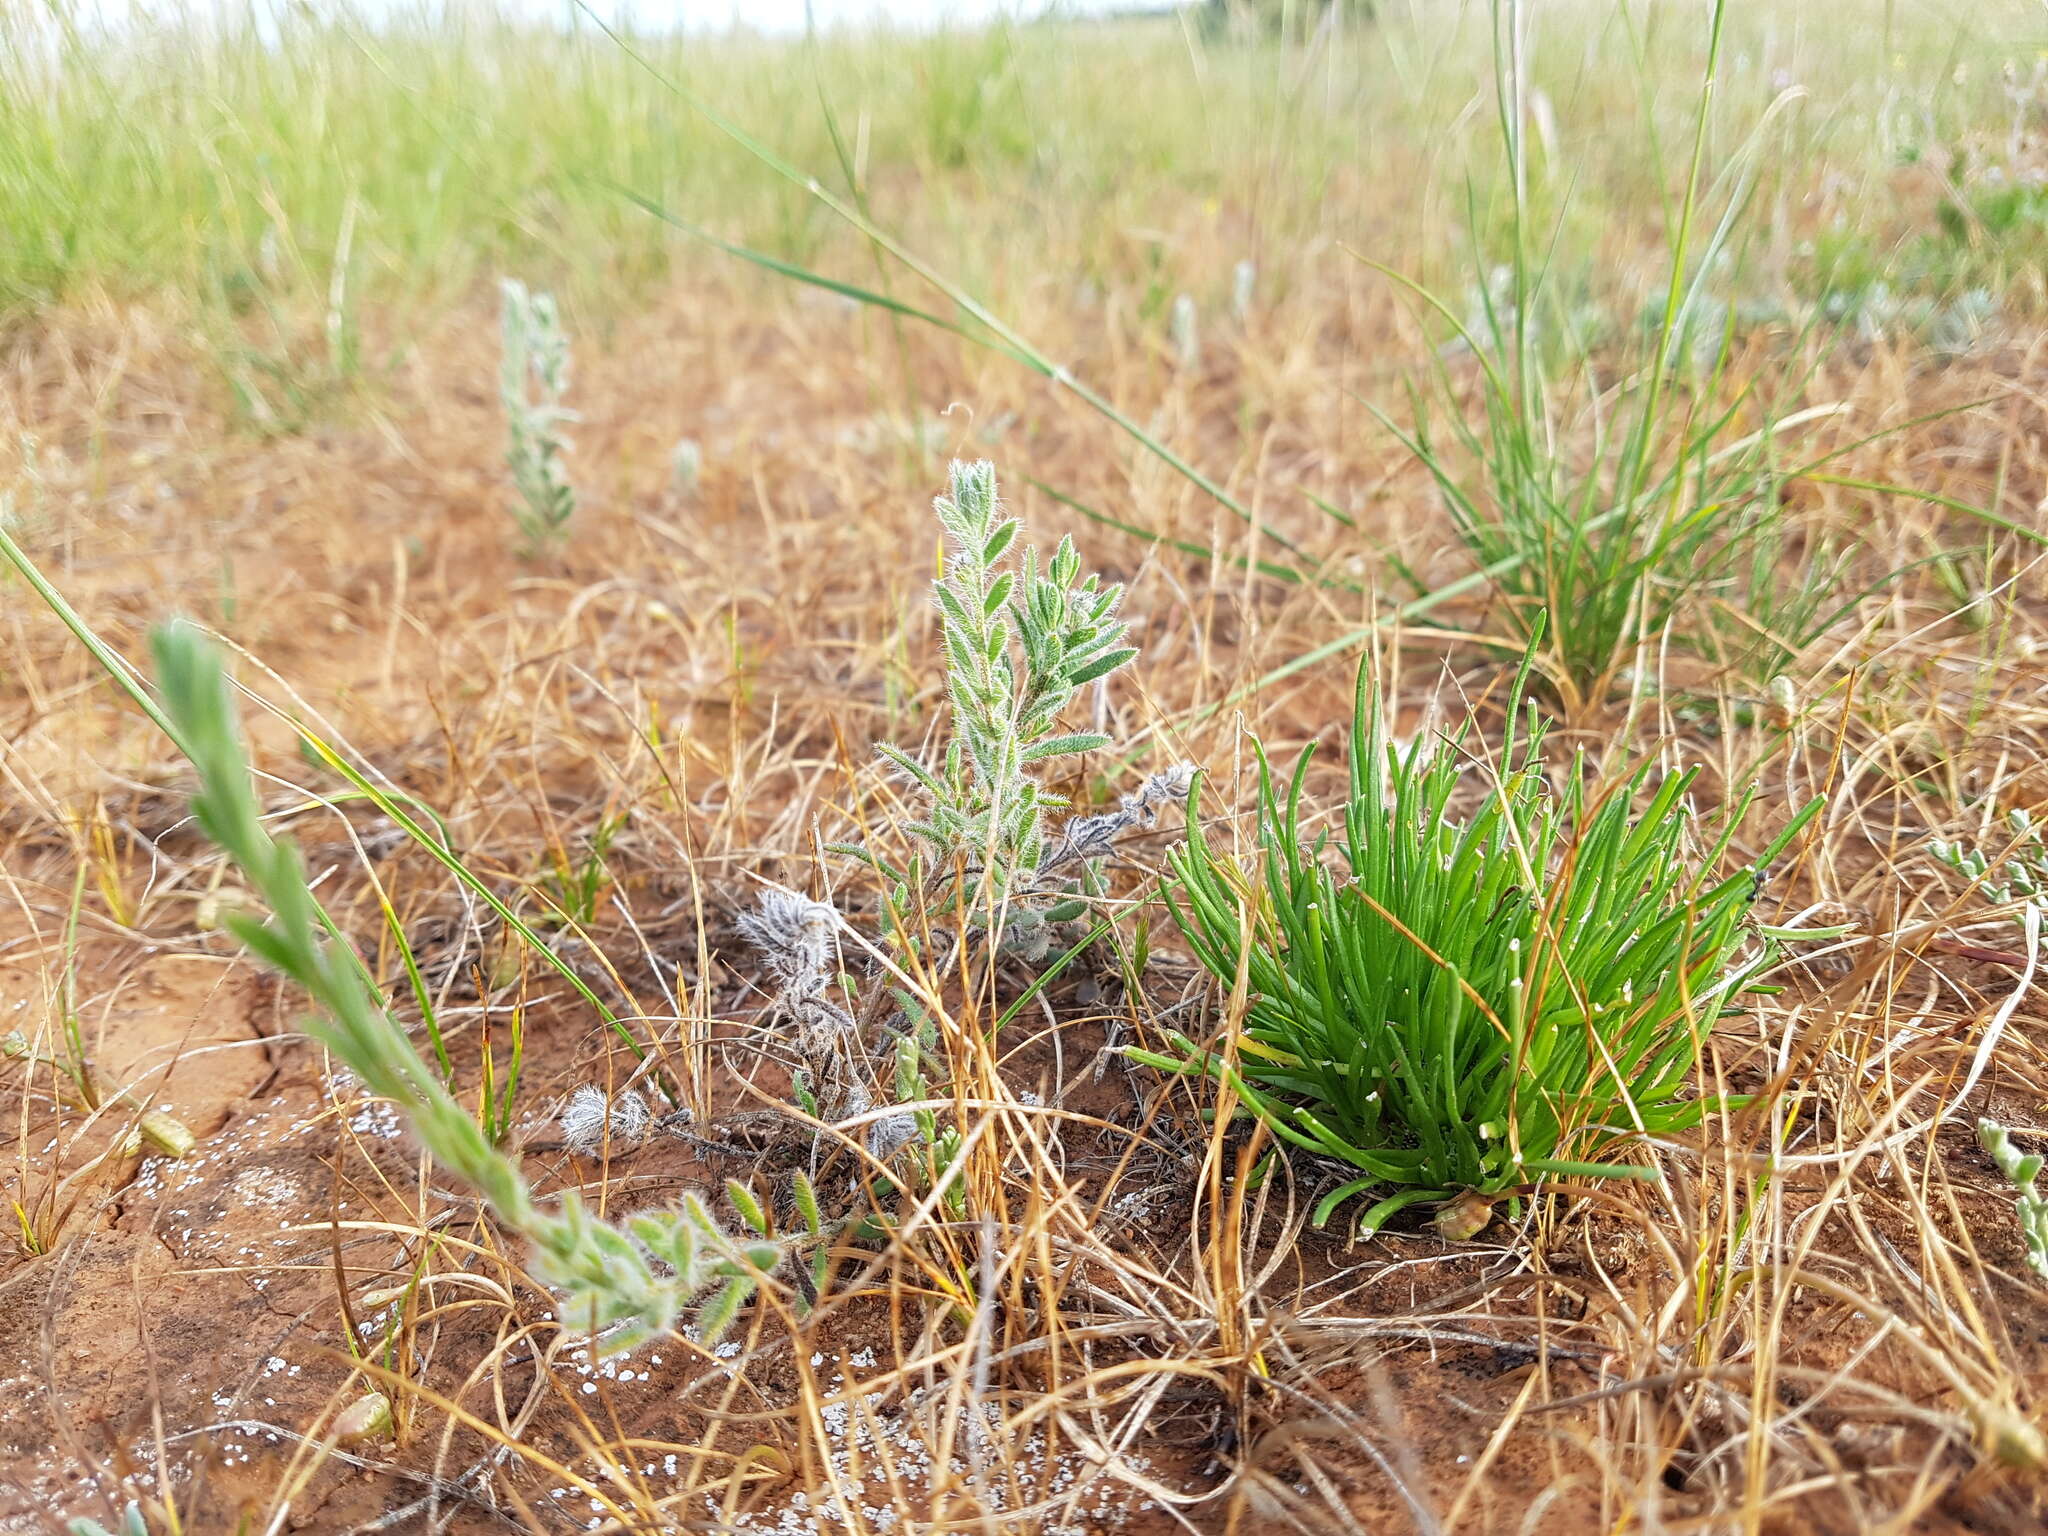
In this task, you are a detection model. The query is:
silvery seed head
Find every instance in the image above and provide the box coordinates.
[560,1084,650,1157]
[608,1089,650,1146]
[737,889,840,988]
[559,1084,608,1155]
[1122,763,1196,823]
[866,1111,920,1163]
[788,993,856,1061]
[835,1076,873,1121]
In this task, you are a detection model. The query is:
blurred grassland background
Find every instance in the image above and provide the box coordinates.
[4,0,2045,355]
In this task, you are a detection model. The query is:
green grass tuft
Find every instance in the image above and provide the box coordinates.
[1136,634,1821,1234]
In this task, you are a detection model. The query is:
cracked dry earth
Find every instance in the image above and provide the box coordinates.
[0,971,1191,1534]
[0,933,407,1528]
[16,948,2046,1536]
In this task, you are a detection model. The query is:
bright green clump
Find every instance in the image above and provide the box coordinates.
[1138,642,1819,1235]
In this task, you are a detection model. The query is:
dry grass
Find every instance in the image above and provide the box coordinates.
[5,7,2048,1535]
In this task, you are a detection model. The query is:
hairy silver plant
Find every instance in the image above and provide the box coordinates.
[738,888,853,1051]
[737,887,871,1122]
[865,1110,919,1163]
[840,460,1189,962]
[738,889,841,1006]
[500,277,577,550]
[1171,293,1200,370]
[1036,764,1194,877]
[729,469,1192,1205]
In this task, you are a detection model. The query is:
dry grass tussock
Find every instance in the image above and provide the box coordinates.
[4,53,2048,1536]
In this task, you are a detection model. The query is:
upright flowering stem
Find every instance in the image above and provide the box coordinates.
[151,622,781,1352]
[853,460,1172,957]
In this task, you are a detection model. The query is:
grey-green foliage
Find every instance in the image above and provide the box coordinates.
[1979,1118,2048,1280]
[500,277,576,549]
[795,463,1186,1211]
[1171,294,1200,370]
[1932,810,2048,920]
[858,459,1140,955]
[152,620,782,1352]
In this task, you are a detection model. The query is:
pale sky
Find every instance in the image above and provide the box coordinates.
[86,0,1176,38]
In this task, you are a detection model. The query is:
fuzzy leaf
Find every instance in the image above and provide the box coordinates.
[791,1171,823,1234]
[1064,648,1138,686]
[981,518,1019,565]
[694,1277,754,1345]
[874,741,943,799]
[1022,732,1111,762]
[725,1180,770,1236]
